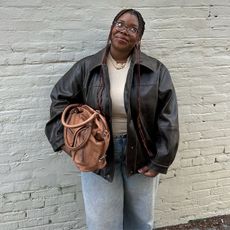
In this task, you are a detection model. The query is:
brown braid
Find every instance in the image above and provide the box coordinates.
[111,9,145,38]
[97,8,148,149]
[135,44,154,157]
[97,9,146,113]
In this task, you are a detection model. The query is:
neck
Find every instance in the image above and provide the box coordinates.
[109,47,131,63]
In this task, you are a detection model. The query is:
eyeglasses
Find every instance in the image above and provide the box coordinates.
[113,21,139,35]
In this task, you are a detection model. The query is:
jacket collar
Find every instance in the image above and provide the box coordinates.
[87,47,159,72]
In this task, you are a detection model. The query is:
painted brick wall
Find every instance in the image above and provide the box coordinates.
[0,0,229,229]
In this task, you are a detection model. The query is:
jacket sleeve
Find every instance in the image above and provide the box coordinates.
[148,65,179,174]
[45,63,84,152]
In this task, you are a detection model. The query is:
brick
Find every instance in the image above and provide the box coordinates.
[61,185,78,193]
[18,217,50,228]
[30,188,62,199]
[180,132,201,142]
[0,211,26,222]
[181,149,201,159]
[195,154,215,164]
[0,222,19,230]
[188,137,229,149]
[211,185,230,195]
[200,146,225,156]
[13,199,45,211]
[201,130,226,139]
[188,189,211,200]
[45,193,75,206]
[225,145,230,153]
[180,159,193,167]
[0,164,11,174]
[0,182,16,194]
[217,178,230,187]
[18,221,83,230]
[0,1,230,229]
[215,154,230,163]
[4,192,30,202]
[26,206,58,219]
[192,180,217,190]
[196,195,220,206]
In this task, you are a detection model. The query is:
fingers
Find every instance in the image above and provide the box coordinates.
[138,166,149,174]
[138,166,159,177]
[143,170,158,177]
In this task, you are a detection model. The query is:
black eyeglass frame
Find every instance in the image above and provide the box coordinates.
[113,21,139,35]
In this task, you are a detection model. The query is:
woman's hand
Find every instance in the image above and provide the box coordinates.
[138,166,159,177]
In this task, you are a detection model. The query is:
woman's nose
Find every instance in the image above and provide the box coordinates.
[120,28,129,35]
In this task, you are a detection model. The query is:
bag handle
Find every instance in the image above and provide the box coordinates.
[61,104,98,128]
[64,125,92,151]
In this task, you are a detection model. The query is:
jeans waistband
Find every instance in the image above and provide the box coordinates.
[113,133,127,139]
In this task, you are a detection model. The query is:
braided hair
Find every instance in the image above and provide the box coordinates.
[98,9,145,114]
[111,9,145,39]
[101,9,145,62]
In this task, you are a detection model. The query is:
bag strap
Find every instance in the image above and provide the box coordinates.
[64,125,92,151]
[61,104,98,128]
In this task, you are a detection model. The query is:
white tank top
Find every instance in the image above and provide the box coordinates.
[107,53,131,135]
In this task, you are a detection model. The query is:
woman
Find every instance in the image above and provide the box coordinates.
[45,9,179,230]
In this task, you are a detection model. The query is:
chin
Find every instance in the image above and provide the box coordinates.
[111,42,132,52]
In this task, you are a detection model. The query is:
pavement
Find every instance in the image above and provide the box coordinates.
[155,214,230,230]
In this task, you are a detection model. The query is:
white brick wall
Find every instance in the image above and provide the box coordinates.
[0,1,229,229]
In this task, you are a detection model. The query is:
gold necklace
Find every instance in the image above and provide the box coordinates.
[108,53,127,70]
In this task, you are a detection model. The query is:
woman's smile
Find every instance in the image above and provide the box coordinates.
[114,35,129,44]
[110,12,139,56]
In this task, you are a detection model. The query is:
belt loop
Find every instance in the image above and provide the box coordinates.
[114,133,127,139]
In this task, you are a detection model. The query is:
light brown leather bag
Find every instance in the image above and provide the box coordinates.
[61,104,110,172]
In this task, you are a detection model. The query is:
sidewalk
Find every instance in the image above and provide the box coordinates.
[156,215,230,230]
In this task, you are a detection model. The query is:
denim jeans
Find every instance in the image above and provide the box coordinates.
[81,134,159,230]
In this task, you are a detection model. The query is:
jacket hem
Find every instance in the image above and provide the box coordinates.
[148,161,168,174]
[51,139,65,152]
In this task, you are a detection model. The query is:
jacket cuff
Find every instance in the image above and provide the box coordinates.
[147,161,168,174]
[51,138,65,152]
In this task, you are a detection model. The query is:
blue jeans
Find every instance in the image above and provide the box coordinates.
[81,135,159,230]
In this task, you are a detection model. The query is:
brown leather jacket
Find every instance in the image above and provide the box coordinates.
[45,48,179,182]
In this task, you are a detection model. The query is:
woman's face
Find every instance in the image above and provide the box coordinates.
[110,12,140,53]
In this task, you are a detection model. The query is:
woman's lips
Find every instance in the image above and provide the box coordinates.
[115,36,129,44]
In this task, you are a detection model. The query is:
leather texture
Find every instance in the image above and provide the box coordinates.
[61,104,110,172]
[45,47,179,181]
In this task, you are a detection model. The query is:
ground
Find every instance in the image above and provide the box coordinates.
[156,215,230,230]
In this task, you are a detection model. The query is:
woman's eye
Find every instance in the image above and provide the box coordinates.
[117,22,123,27]
[130,28,137,33]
